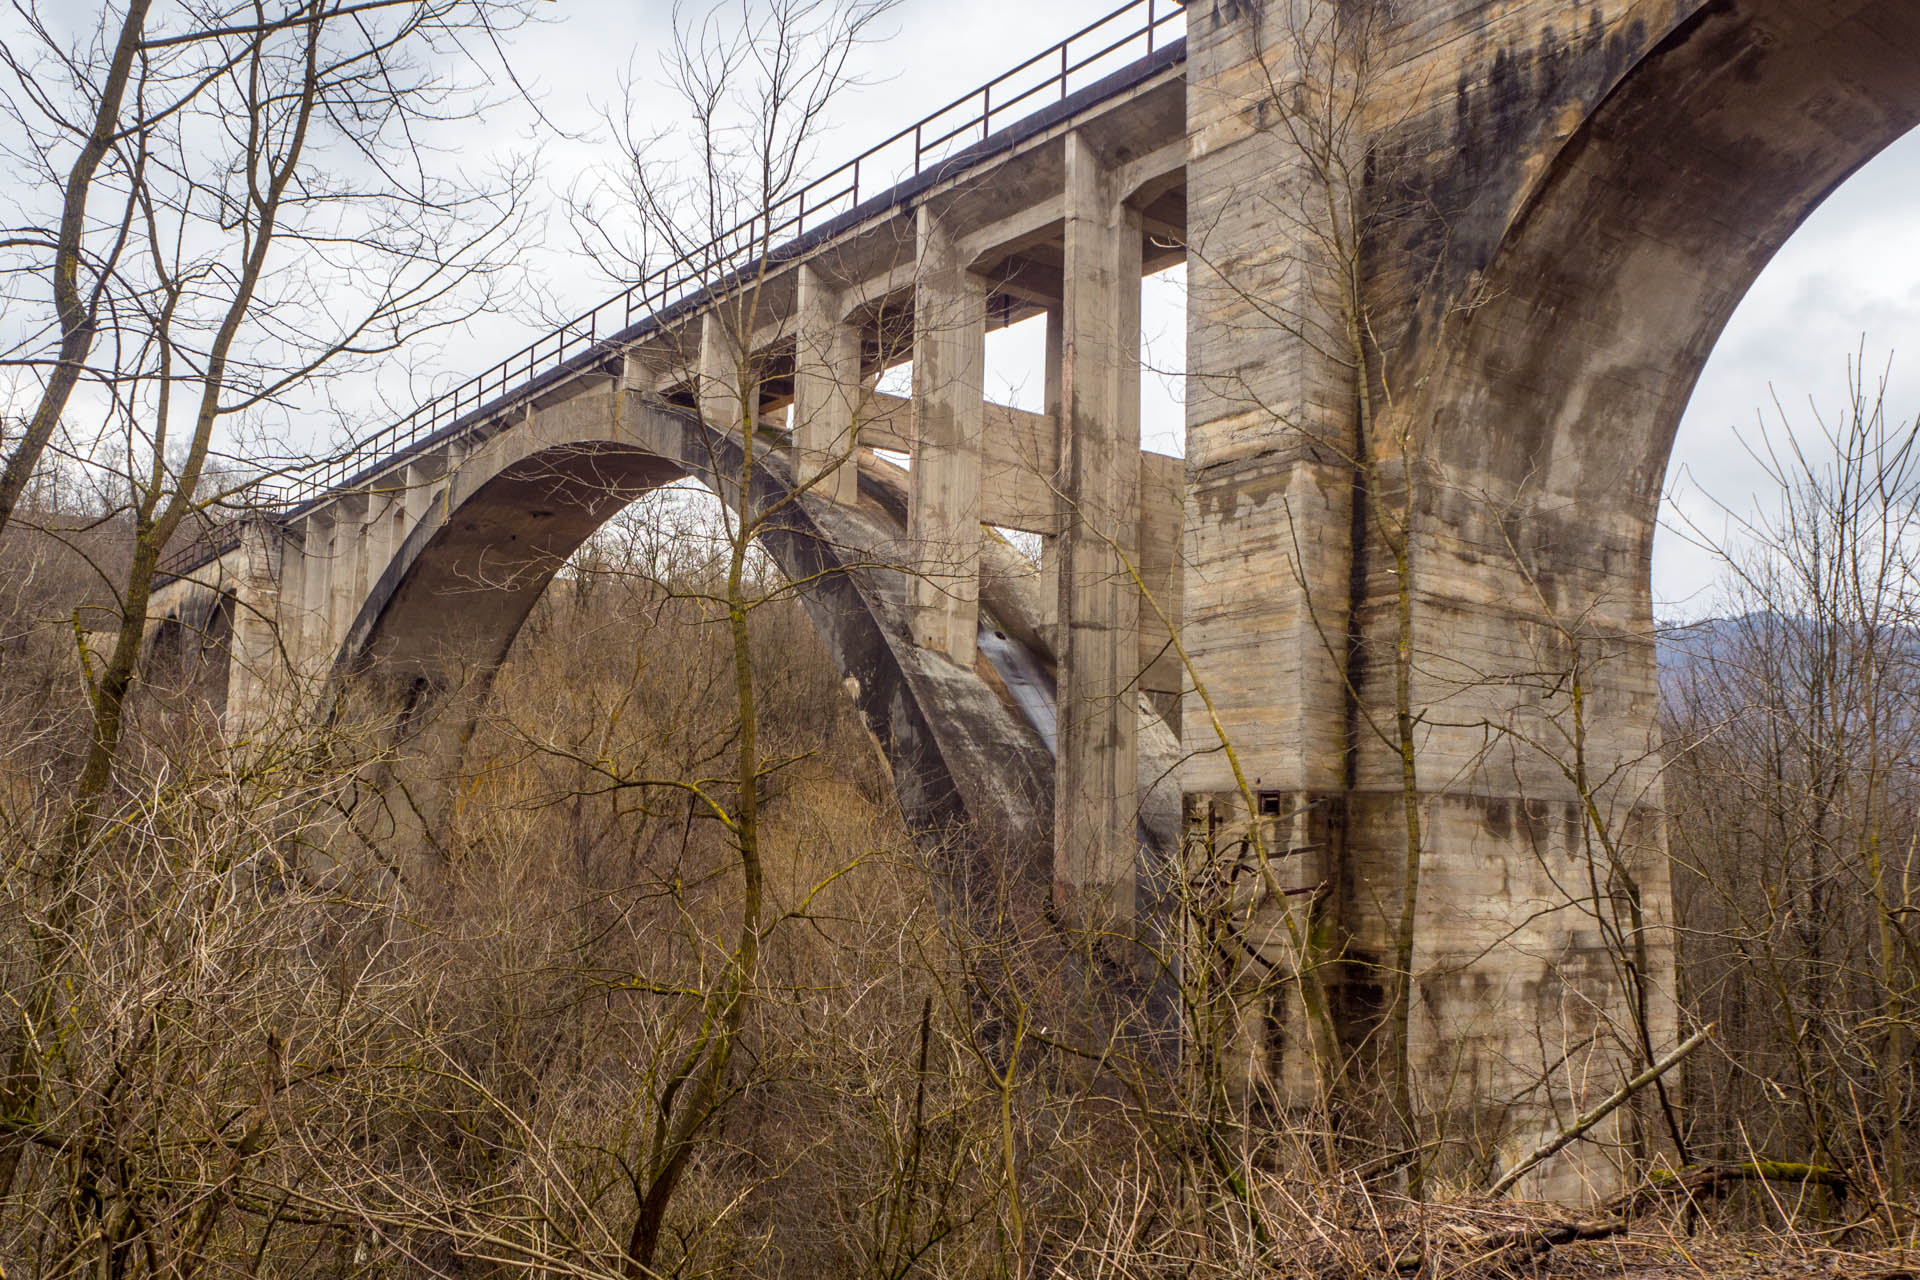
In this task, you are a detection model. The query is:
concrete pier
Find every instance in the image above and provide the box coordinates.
[792,263,863,506]
[1054,130,1144,931]
[907,207,986,667]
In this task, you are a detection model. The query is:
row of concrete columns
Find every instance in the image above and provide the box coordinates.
[219,126,1154,934]
[260,444,461,699]
[655,129,1155,930]
[893,131,1149,930]
[634,128,1156,932]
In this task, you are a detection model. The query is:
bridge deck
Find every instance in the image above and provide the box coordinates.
[163,0,1188,580]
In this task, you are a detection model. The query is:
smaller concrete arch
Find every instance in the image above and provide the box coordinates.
[319,386,1061,900]
[139,586,236,705]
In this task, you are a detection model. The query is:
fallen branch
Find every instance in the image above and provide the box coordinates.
[1488,1024,1714,1198]
[1650,1160,1849,1195]
[1615,1159,1852,1218]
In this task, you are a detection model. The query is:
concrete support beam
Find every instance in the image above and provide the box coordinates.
[1033,304,1067,647]
[618,344,667,396]
[440,438,475,514]
[699,309,756,514]
[698,309,751,436]
[274,529,307,687]
[403,456,440,529]
[908,207,987,666]
[1136,452,1185,733]
[326,494,369,658]
[792,264,863,505]
[348,499,378,656]
[1054,130,1144,930]
[361,491,388,575]
[845,392,1060,533]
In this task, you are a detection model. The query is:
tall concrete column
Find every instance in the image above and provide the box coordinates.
[1054,131,1144,930]
[224,519,286,734]
[699,309,756,514]
[362,486,400,591]
[403,456,439,529]
[300,510,336,679]
[276,527,307,684]
[792,263,862,505]
[908,206,986,666]
[350,494,381,645]
[436,439,472,521]
[698,308,751,435]
[327,494,369,658]
[1033,305,1065,646]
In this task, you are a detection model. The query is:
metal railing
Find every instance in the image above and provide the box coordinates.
[161,0,1185,578]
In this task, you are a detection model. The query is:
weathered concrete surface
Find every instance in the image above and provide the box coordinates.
[146,0,1920,1204]
[792,263,863,505]
[1055,128,1146,931]
[1182,0,1920,1197]
[908,208,990,668]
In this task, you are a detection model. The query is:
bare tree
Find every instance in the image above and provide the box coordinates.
[0,0,155,541]
[1177,0,1461,1179]
[1666,357,1920,1214]
[0,0,535,1205]
[478,2,903,1268]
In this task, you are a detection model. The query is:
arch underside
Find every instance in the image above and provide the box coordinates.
[324,396,1171,931]
[1349,0,1920,821]
[1415,0,1920,540]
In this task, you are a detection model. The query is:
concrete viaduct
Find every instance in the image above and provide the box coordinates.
[150,0,1920,1196]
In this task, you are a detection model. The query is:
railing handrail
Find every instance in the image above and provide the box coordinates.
[160,0,1185,579]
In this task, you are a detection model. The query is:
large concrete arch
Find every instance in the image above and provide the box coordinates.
[1346,0,1920,886]
[1404,0,1920,547]
[1395,0,1920,1141]
[326,391,1061,904]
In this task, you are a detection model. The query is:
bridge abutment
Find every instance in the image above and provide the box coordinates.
[1179,0,1690,1196]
